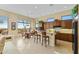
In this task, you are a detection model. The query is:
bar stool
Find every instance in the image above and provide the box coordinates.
[34,34,37,43]
[37,34,41,43]
[34,34,41,43]
[42,35,49,47]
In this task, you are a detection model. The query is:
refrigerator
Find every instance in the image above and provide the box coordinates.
[72,5,78,54]
[72,19,78,54]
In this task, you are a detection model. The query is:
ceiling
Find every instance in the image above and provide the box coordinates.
[0,4,75,18]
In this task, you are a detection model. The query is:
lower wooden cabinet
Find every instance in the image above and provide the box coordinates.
[55,32,73,42]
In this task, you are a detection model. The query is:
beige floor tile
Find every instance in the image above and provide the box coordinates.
[2,37,73,54]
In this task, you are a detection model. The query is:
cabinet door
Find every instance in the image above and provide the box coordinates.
[46,23,48,29]
[49,22,53,28]
[62,21,65,28]
[44,23,46,29]
[56,33,73,42]
[62,20,72,29]
[39,22,44,30]
[53,20,61,27]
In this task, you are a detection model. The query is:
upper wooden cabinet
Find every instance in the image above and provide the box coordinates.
[53,20,61,27]
[44,19,61,29]
[39,21,44,30]
[61,20,72,29]
[49,22,53,28]
[44,22,53,29]
[44,22,47,29]
[44,19,73,30]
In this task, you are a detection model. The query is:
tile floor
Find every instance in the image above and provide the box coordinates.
[2,36,73,54]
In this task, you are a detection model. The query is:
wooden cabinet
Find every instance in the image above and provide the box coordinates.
[44,19,62,29]
[44,22,48,29]
[55,32,73,42]
[44,22,46,29]
[49,22,53,28]
[61,20,72,29]
[44,22,53,29]
[44,19,73,29]
[39,21,44,30]
[53,20,61,27]
[44,20,72,30]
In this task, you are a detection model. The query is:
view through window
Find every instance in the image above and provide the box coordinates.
[0,16,8,29]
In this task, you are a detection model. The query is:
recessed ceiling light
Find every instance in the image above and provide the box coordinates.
[35,6,38,9]
[64,6,68,9]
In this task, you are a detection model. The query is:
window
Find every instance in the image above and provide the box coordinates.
[17,20,30,29]
[0,16,8,29]
[47,18,55,22]
[36,23,39,28]
[26,24,30,28]
[61,15,73,20]
[17,22,24,29]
